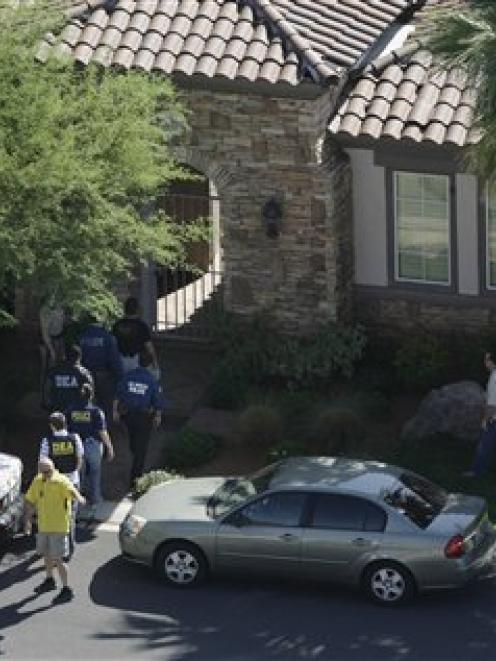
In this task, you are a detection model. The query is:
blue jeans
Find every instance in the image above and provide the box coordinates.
[473,420,496,475]
[81,438,103,505]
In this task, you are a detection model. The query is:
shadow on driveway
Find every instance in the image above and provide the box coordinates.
[88,556,496,661]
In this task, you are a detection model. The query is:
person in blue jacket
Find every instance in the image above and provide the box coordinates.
[78,314,122,415]
[113,349,165,487]
[66,383,114,518]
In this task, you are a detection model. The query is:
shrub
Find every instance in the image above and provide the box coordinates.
[237,404,283,446]
[310,407,365,455]
[353,391,391,422]
[132,470,182,500]
[207,362,248,410]
[166,426,220,470]
[266,441,308,462]
[394,334,450,392]
[212,317,367,392]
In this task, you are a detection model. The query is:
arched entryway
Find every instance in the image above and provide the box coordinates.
[154,165,223,337]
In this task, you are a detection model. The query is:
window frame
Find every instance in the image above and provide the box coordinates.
[484,180,496,292]
[387,169,457,292]
[227,490,310,529]
[307,492,387,533]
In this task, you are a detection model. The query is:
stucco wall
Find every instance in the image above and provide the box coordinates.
[172,88,351,335]
[347,146,490,334]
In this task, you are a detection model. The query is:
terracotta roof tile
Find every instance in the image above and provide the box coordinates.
[330,38,478,148]
[46,0,419,89]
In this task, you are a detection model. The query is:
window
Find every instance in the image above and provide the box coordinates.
[310,494,386,532]
[383,471,447,529]
[393,172,451,285]
[240,492,307,527]
[486,181,496,289]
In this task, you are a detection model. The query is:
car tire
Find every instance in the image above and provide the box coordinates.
[362,561,416,606]
[154,541,208,588]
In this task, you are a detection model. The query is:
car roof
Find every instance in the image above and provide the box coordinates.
[269,456,401,498]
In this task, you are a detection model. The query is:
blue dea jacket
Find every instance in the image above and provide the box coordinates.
[78,324,122,375]
[115,367,166,413]
[65,402,107,441]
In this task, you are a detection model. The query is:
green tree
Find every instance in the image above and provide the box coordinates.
[422,0,496,176]
[0,2,198,323]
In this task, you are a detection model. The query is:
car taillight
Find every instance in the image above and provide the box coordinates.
[445,534,466,558]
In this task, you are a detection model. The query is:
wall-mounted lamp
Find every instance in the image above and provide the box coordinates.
[261,198,283,238]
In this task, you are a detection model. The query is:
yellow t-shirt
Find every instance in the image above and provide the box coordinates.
[25,471,76,534]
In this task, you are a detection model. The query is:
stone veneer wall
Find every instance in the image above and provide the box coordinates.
[171,87,351,336]
[354,288,496,336]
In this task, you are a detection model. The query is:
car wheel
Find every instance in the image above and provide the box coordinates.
[155,542,207,587]
[362,562,416,605]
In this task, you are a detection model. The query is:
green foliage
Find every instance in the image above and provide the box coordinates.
[166,426,220,470]
[207,363,248,410]
[266,441,308,463]
[237,404,283,446]
[394,334,450,392]
[211,314,367,392]
[420,1,496,176]
[132,470,182,500]
[0,3,203,322]
[310,407,365,455]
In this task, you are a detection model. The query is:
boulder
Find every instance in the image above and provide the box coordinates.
[400,380,485,444]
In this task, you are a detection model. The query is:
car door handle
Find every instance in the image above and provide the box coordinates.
[352,537,372,547]
[279,533,297,541]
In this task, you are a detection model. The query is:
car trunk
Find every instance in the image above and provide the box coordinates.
[428,493,496,557]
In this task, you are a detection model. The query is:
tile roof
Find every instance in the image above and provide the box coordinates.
[329,40,480,147]
[40,0,419,89]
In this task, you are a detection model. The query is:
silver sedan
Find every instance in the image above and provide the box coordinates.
[119,456,496,605]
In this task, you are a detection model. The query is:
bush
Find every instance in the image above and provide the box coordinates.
[266,441,308,462]
[207,362,248,410]
[353,391,391,422]
[394,334,450,392]
[132,470,182,500]
[212,316,367,392]
[166,426,220,470]
[237,404,283,446]
[310,407,365,455]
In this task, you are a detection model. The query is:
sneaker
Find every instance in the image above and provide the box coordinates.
[52,586,74,604]
[34,577,56,593]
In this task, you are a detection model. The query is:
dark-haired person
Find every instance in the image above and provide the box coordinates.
[113,349,165,487]
[24,457,86,603]
[465,351,496,477]
[112,296,159,376]
[45,344,93,412]
[66,383,114,519]
[39,412,84,559]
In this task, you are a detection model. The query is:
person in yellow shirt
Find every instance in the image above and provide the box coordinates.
[24,457,85,602]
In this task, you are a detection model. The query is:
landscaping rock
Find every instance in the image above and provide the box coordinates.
[400,381,485,444]
[187,407,238,443]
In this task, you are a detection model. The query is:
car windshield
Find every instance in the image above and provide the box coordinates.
[207,462,281,518]
[383,471,448,529]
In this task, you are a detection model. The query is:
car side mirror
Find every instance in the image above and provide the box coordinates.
[224,511,246,528]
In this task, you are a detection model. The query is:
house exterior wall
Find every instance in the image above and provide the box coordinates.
[171,87,352,335]
[347,146,495,334]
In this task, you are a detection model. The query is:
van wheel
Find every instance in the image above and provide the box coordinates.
[362,562,416,605]
[154,542,207,587]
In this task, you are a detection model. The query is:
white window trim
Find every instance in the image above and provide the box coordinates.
[393,171,451,286]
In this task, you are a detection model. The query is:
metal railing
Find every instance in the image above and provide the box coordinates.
[155,268,224,337]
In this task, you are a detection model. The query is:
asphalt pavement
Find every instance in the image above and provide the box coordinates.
[1,519,496,661]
